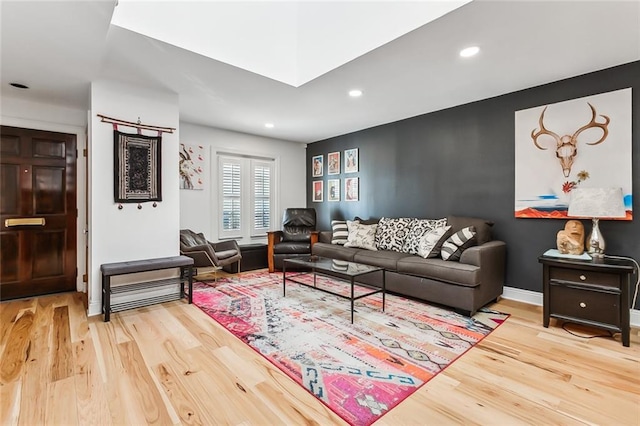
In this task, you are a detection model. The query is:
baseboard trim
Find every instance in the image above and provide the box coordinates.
[88,301,102,317]
[502,286,640,327]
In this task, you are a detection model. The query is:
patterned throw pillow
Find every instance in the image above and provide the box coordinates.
[417,226,451,258]
[344,221,378,251]
[441,226,477,261]
[402,218,448,254]
[331,220,349,245]
[375,217,414,251]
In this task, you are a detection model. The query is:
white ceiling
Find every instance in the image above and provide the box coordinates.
[1,1,639,144]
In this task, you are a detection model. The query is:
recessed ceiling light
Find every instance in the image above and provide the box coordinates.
[348,89,363,97]
[9,82,29,89]
[459,46,480,58]
[264,123,274,128]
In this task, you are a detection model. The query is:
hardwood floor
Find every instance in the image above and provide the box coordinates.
[1,273,639,425]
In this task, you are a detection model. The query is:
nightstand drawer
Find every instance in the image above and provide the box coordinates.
[549,282,620,327]
[549,267,620,287]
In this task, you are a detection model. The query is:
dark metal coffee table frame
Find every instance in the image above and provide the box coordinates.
[283,257,385,323]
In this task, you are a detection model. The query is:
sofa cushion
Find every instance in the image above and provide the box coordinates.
[375,217,414,251]
[312,242,359,261]
[441,226,477,261]
[354,216,379,225]
[403,218,448,254]
[396,256,481,287]
[273,241,312,254]
[353,250,409,271]
[344,221,378,251]
[417,225,451,258]
[447,215,493,245]
[331,220,349,245]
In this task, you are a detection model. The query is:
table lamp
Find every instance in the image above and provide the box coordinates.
[567,187,626,258]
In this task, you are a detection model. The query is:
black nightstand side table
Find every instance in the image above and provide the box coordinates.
[538,255,635,347]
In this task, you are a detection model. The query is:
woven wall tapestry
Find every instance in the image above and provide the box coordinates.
[114,130,162,203]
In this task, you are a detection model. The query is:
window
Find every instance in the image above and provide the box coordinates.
[218,154,275,240]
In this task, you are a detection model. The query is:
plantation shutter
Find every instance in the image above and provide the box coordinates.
[221,158,241,233]
[252,161,272,235]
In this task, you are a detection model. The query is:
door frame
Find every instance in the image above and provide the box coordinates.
[1,117,87,298]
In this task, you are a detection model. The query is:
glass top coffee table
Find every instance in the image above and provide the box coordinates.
[283,256,385,323]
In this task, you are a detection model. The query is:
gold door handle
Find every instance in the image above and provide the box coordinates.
[5,218,46,227]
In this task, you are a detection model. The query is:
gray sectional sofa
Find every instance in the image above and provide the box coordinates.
[311,216,506,315]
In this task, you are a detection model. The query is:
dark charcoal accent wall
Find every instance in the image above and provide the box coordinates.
[307,61,640,308]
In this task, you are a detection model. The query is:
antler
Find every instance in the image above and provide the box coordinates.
[571,103,610,145]
[531,107,561,150]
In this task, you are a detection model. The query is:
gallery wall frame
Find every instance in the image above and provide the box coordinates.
[328,179,340,202]
[313,180,324,202]
[344,148,358,173]
[345,177,359,201]
[328,151,340,175]
[312,155,324,177]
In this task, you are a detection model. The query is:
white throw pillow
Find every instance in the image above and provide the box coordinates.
[417,226,451,258]
[344,220,378,251]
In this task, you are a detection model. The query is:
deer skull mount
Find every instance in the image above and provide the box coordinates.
[531,103,610,177]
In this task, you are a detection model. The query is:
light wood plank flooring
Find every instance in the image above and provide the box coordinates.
[1,272,639,425]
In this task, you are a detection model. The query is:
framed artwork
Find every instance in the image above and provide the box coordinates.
[312,155,323,177]
[328,179,340,201]
[328,151,340,175]
[114,130,162,203]
[312,180,323,202]
[345,177,359,201]
[344,148,358,173]
[515,88,632,219]
[179,143,205,190]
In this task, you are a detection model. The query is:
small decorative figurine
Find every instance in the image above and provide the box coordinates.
[556,220,585,255]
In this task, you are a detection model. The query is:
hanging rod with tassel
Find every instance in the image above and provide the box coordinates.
[97,114,176,134]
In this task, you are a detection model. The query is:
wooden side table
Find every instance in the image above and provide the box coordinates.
[538,255,635,347]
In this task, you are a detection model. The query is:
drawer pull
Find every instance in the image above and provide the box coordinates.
[579,302,587,308]
[579,275,587,281]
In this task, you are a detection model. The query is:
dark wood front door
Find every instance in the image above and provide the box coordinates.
[1,126,77,300]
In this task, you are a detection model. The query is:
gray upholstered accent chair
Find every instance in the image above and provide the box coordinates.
[267,208,318,272]
[179,229,241,281]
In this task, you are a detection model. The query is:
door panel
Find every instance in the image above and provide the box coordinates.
[1,134,20,155]
[0,126,77,300]
[0,233,19,281]
[1,164,20,214]
[32,231,65,277]
[33,138,65,159]
[34,167,65,214]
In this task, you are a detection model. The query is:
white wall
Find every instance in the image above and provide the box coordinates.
[88,80,180,316]
[0,96,88,293]
[179,122,306,244]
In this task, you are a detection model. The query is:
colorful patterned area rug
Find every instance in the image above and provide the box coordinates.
[192,271,508,426]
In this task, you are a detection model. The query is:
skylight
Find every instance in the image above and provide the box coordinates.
[111,0,472,87]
